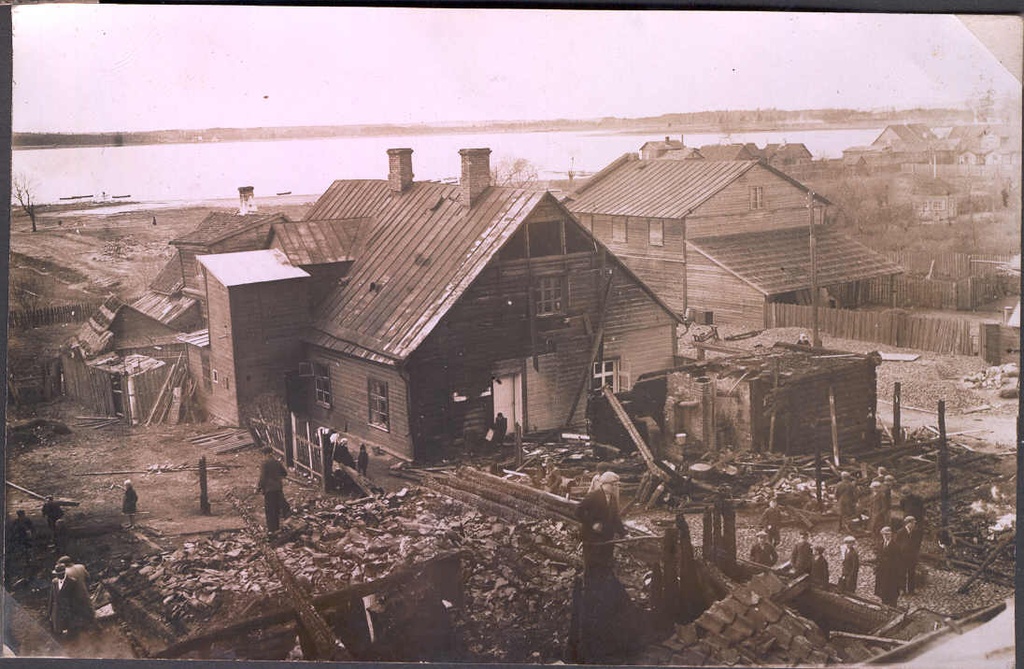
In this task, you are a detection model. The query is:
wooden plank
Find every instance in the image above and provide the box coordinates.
[601,387,672,484]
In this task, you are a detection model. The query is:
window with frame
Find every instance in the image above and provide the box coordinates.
[314,362,333,407]
[592,359,620,392]
[611,217,627,243]
[749,186,764,210]
[649,219,664,247]
[368,378,390,431]
[535,275,565,316]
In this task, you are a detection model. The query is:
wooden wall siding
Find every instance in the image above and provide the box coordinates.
[687,168,815,237]
[229,279,310,418]
[186,344,211,416]
[980,324,1021,365]
[60,352,116,416]
[304,348,413,461]
[589,214,685,257]
[178,248,204,294]
[209,223,275,255]
[611,255,687,316]
[767,303,977,356]
[686,250,766,326]
[864,274,1018,311]
[204,276,239,425]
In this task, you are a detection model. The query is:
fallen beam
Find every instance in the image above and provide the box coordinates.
[5,480,80,505]
[601,386,674,484]
[830,630,906,646]
[955,530,1016,594]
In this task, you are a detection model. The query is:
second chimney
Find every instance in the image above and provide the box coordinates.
[238,186,257,215]
[387,148,414,193]
[459,148,491,207]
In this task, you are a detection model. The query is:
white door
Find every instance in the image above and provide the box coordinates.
[492,372,522,429]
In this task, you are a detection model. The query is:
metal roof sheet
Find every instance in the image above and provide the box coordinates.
[129,292,197,327]
[149,255,185,295]
[303,180,392,221]
[198,249,310,287]
[310,182,549,362]
[176,329,210,347]
[270,218,368,266]
[698,144,758,161]
[169,211,286,248]
[688,226,904,295]
[564,158,759,218]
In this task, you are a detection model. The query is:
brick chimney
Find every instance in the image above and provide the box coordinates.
[459,148,491,207]
[387,148,414,193]
[238,186,257,215]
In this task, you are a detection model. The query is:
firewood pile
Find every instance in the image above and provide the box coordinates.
[107,485,650,662]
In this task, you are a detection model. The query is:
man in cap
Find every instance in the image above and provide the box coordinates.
[789,529,814,577]
[810,546,829,586]
[56,556,93,628]
[834,471,858,532]
[838,536,860,593]
[750,531,778,567]
[874,526,901,606]
[48,563,75,635]
[256,446,289,534]
[576,470,625,576]
[761,498,783,547]
[899,485,925,528]
[868,481,889,542]
[895,515,924,594]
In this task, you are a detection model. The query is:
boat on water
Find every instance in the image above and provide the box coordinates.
[112,194,132,199]
[276,191,292,196]
[59,194,93,201]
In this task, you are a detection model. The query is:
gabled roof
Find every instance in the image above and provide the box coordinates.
[198,249,310,288]
[70,295,124,359]
[564,156,828,219]
[763,143,813,160]
[875,124,937,146]
[310,183,550,362]
[303,180,393,221]
[660,147,704,160]
[698,144,757,161]
[270,218,368,266]
[149,255,185,295]
[129,291,198,328]
[688,226,903,295]
[640,138,685,151]
[169,211,287,248]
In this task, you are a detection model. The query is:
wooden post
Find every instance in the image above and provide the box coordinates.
[938,400,950,531]
[892,382,902,445]
[514,422,523,469]
[829,386,840,467]
[809,190,821,347]
[814,423,823,507]
[199,456,211,515]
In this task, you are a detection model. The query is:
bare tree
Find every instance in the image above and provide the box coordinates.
[12,172,39,232]
[491,157,539,188]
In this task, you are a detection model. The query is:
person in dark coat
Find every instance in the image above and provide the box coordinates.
[874,526,901,606]
[332,436,356,469]
[56,556,94,628]
[357,443,370,478]
[790,530,813,576]
[834,472,858,532]
[838,536,860,593]
[895,515,924,594]
[490,412,509,446]
[9,510,34,566]
[761,498,783,546]
[48,564,75,635]
[577,471,625,576]
[257,447,288,534]
[42,496,65,541]
[899,486,925,528]
[868,481,888,542]
[810,546,829,586]
[122,480,138,527]
[749,531,778,567]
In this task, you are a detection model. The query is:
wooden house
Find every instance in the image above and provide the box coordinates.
[697,144,759,161]
[298,148,682,462]
[563,154,902,324]
[762,143,813,168]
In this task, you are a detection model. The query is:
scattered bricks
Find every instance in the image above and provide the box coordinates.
[718,646,740,665]
[701,631,733,654]
[751,630,777,655]
[676,623,699,646]
[743,603,769,630]
[730,584,758,607]
[781,613,810,639]
[757,598,784,623]
[661,635,687,652]
[756,570,786,595]
[767,622,794,650]
[696,610,727,635]
[808,648,830,665]
[789,635,814,663]
[721,616,755,644]
[719,596,749,622]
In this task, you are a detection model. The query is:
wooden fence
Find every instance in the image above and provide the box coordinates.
[864,274,1016,311]
[901,163,1019,179]
[9,302,100,330]
[880,251,1016,280]
[766,303,976,356]
[293,435,325,481]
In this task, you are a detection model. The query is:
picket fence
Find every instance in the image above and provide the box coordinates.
[9,302,99,330]
[864,274,1016,311]
[766,303,976,356]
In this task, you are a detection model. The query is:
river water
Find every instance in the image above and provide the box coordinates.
[13,126,881,205]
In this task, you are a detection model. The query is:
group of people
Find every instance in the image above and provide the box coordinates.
[749,529,862,593]
[48,555,94,636]
[319,428,372,492]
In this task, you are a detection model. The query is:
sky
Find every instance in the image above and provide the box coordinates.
[12,7,1023,133]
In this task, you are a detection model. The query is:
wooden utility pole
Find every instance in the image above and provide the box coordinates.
[938,400,950,531]
[514,422,523,469]
[814,421,823,506]
[809,191,821,347]
[199,457,211,515]
[892,382,902,445]
[828,386,840,467]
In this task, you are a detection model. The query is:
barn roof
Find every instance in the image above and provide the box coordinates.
[310,182,551,363]
[303,180,393,221]
[688,226,903,295]
[129,291,198,328]
[270,218,369,266]
[564,155,828,219]
[198,249,310,287]
[698,144,757,161]
[149,255,185,295]
[169,211,287,248]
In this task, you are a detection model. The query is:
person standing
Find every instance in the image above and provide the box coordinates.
[490,412,508,446]
[9,510,35,570]
[790,529,813,577]
[868,481,888,542]
[810,546,829,586]
[749,531,778,567]
[834,472,858,532]
[56,556,93,628]
[761,498,783,547]
[874,526,901,606]
[357,443,370,478]
[899,486,925,527]
[48,564,75,635]
[895,516,923,594]
[122,480,138,528]
[42,496,65,543]
[577,471,625,576]
[257,447,288,534]
[838,536,860,594]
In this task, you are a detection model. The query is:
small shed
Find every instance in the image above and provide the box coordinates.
[626,343,880,459]
[60,350,167,424]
